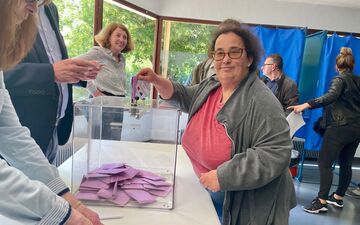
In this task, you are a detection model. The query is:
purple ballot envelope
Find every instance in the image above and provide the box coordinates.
[80,178,110,189]
[124,189,156,204]
[97,188,114,199]
[142,178,172,187]
[111,190,131,207]
[148,187,173,197]
[138,170,166,181]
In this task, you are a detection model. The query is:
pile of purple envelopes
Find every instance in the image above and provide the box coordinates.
[76,163,172,206]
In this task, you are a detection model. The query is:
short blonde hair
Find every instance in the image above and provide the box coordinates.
[336,47,355,72]
[0,0,38,71]
[95,22,134,53]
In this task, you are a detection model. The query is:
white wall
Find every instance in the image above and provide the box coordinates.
[124,0,161,15]
[128,0,360,33]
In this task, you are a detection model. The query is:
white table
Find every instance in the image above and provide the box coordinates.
[57,141,221,225]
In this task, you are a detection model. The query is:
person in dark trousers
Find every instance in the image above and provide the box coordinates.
[289,47,360,213]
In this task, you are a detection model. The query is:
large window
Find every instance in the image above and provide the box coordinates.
[103,0,156,92]
[160,21,216,84]
[54,0,95,101]
[55,0,218,100]
[55,0,156,101]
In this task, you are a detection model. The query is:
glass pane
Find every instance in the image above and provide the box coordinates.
[54,0,95,102]
[103,0,156,94]
[161,21,217,84]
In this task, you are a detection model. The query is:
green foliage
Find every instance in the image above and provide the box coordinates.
[103,1,155,78]
[53,0,94,58]
[163,22,216,83]
[53,0,216,100]
[53,0,95,101]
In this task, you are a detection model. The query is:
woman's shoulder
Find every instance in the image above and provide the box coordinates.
[91,46,109,53]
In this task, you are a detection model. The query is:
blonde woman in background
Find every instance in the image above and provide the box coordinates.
[0,0,103,224]
[77,22,134,97]
[290,47,360,214]
[77,22,134,140]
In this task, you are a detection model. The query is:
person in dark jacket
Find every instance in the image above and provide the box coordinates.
[261,53,299,115]
[289,47,360,214]
[4,1,100,163]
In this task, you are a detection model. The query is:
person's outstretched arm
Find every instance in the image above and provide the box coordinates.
[136,68,174,99]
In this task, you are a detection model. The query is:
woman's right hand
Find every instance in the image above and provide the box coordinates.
[136,67,174,99]
[65,208,93,225]
[136,68,160,84]
[287,103,310,114]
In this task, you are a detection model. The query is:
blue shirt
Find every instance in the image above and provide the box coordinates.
[265,76,280,94]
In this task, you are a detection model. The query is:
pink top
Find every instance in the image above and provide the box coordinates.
[182,86,232,177]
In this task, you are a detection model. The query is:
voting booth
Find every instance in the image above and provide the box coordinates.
[71,96,181,209]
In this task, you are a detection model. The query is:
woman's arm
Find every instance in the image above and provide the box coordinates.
[288,77,345,113]
[0,160,71,224]
[307,76,345,108]
[0,89,102,225]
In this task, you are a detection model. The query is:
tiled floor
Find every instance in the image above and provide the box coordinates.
[289,162,360,225]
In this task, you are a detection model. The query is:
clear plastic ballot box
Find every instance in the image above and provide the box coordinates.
[71,96,181,209]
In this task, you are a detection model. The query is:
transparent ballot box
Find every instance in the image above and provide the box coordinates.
[71,96,180,209]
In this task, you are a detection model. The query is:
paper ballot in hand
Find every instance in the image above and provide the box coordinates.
[286,111,305,138]
[131,76,151,102]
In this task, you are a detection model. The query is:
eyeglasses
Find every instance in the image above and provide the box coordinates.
[263,63,273,66]
[211,48,245,61]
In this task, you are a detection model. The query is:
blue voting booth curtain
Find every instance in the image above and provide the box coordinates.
[251,26,306,84]
[304,34,360,151]
[295,31,327,138]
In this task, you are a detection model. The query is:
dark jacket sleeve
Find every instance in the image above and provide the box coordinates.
[308,76,344,109]
[3,3,73,152]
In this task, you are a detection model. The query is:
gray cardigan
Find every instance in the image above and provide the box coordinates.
[170,72,296,225]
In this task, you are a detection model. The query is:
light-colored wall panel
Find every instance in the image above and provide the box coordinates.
[128,0,360,33]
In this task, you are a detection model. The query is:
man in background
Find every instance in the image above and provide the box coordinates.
[261,53,299,115]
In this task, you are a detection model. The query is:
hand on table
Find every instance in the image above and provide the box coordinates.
[77,204,103,225]
[62,192,103,225]
[64,208,93,225]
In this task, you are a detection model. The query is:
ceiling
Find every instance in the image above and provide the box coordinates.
[275,0,360,8]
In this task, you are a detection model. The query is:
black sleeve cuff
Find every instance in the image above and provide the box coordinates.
[58,188,70,197]
[59,206,72,225]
